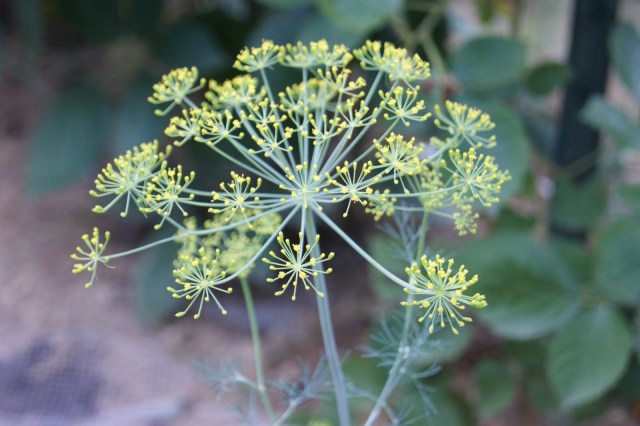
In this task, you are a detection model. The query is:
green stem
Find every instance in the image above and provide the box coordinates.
[240,277,275,422]
[365,212,428,425]
[306,211,351,426]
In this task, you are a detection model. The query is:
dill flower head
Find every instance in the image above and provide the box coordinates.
[73,39,509,328]
[403,255,487,334]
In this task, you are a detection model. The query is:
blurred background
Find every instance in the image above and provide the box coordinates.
[0,0,639,424]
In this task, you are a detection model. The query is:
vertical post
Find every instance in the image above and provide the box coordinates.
[552,0,618,238]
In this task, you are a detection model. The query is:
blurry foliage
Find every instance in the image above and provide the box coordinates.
[8,0,640,423]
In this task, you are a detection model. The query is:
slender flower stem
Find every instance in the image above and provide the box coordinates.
[240,277,276,422]
[365,212,428,426]
[306,210,351,426]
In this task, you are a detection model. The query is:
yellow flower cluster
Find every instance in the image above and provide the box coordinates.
[403,255,487,334]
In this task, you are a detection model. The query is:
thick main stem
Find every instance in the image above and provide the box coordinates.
[240,277,275,422]
[306,212,351,426]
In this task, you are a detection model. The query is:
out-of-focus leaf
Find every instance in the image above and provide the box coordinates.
[463,98,530,200]
[473,359,515,420]
[520,111,556,159]
[26,85,109,194]
[457,232,580,340]
[525,377,559,414]
[551,239,593,284]
[547,306,632,408]
[418,325,472,365]
[550,176,605,230]
[256,0,313,8]
[57,0,121,42]
[635,312,640,362]
[158,24,227,73]
[315,0,401,34]
[616,184,640,213]
[367,234,408,304]
[594,218,640,304]
[112,77,165,154]
[609,22,640,102]
[451,37,526,92]
[133,231,181,325]
[296,12,364,47]
[581,95,639,148]
[524,62,571,96]
[248,7,311,46]
[424,390,472,426]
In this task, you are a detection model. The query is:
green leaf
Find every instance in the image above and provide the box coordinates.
[473,359,515,420]
[157,24,227,73]
[296,12,364,47]
[547,306,632,408]
[524,62,571,96]
[451,36,526,92]
[112,77,166,154]
[424,390,472,426]
[256,0,313,8]
[133,233,181,325]
[581,95,640,148]
[248,8,311,46]
[315,0,401,34]
[616,184,640,213]
[635,312,640,362]
[609,22,640,102]
[25,85,109,194]
[463,98,530,200]
[594,218,640,304]
[550,176,605,230]
[418,325,472,365]
[457,232,580,340]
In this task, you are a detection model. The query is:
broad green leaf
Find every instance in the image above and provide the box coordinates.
[315,0,401,34]
[635,312,640,362]
[581,96,639,148]
[547,306,632,408]
[463,98,530,200]
[524,62,571,96]
[616,184,640,213]
[248,8,311,45]
[549,176,605,230]
[256,0,313,8]
[451,37,526,91]
[594,218,640,304]
[296,12,364,47]
[552,239,593,284]
[520,111,557,159]
[133,233,181,325]
[26,85,109,194]
[158,24,227,73]
[473,359,515,420]
[418,325,472,365]
[424,391,472,426]
[112,77,165,154]
[457,232,579,340]
[525,377,559,414]
[609,22,640,102]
